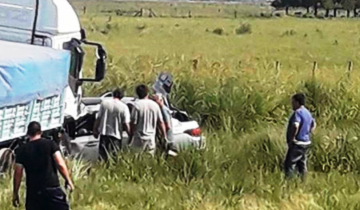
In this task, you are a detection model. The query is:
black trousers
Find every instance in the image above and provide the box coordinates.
[284,143,310,178]
[98,135,121,162]
[26,187,69,210]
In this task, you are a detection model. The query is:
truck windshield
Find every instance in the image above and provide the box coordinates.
[0,0,58,34]
[0,0,52,45]
[0,0,35,30]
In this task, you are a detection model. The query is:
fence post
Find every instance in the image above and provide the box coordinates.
[234,10,237,18]
[275,61,281,84]
[188,10,192,18]
[83,6,87,15]
[348,61,353,79]
[276,61,280,72]
[192,59,198,71]
[312,61,317,78]
[149,8,157,18]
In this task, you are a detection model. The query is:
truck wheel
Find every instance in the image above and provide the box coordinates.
[0,148,15,175]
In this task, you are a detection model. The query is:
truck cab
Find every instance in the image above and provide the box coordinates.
[0,0,106,143]
[0,0,81,48]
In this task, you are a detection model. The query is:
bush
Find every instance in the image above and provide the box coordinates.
[260,12,273,18]
[212,28,224,35]
[281,29,297,36]
[274,13,283,17]
[136,24,146,31]
[235,23,252,35]
[302,13,315,18]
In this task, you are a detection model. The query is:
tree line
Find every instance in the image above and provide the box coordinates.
[271,0,360,17]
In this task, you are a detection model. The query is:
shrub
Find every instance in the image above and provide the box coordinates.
[235,23,252,35]
[281,29,297,36]
[136,24,146,31]
[212,28,224,35]
[302,13,315,18]
[260,12,272,18]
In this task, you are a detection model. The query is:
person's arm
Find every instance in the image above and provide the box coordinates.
[288,112,301,144]
[123,107,131,136]
[311,119,316,133]
[157,107,168,140]
[163,108,172,131]
[160,122,168,140]
[129,107,138,144]
[53,151,74,191]
[93,104,105,138]
[12,164,23,207]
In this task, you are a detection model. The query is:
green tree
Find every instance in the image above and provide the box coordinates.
[302,0,315,13]
[354,0,360,16]
[342,0,356,17]
[333,0,342,17]
[322,0,334,16]
[313,1,321,16]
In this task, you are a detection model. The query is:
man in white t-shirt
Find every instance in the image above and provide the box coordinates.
[130,85,168,156]
[93,89,130,161]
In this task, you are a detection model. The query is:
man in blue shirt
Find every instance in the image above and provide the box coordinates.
[285,93,316,180]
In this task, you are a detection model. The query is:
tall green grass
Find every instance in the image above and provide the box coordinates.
[2,127,360,209]
[67,15,360,209]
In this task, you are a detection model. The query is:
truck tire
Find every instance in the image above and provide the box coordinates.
[0,148,15,175]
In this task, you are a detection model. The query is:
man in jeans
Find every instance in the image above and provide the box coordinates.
[93,88,130,161]
[130,85,168,156]
[285,93,316,180]
[13,121,74,210]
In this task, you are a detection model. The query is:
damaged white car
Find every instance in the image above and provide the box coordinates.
[64,73,206,161]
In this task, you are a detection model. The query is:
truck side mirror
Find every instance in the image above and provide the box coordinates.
[78,40,107,82]
[80,29,87,40]
[95,47,106,81]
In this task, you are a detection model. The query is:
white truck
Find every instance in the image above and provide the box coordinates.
[0,0,106,155]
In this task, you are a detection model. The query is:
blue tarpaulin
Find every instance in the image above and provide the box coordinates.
[0,40,70,107]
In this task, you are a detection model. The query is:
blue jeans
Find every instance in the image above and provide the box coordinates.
[284,143,310,178]
[26,187,69,210]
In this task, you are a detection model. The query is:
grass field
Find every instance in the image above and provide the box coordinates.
[2,1,360,209]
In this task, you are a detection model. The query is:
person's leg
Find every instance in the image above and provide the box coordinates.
[129,137,144,154]
[144,139,156,157]
[98,135,111,162]
[98,135,106,161]
[284,144,303,179]
[25,191,42,210]
[44,187,70,210]
[108,136,121,161]
[284,146,294,178]
[296,145,309,180]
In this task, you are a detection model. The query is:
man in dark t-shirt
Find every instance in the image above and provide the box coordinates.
[13,121,74,210]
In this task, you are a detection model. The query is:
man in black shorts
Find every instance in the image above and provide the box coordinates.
[13,121,74,210]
